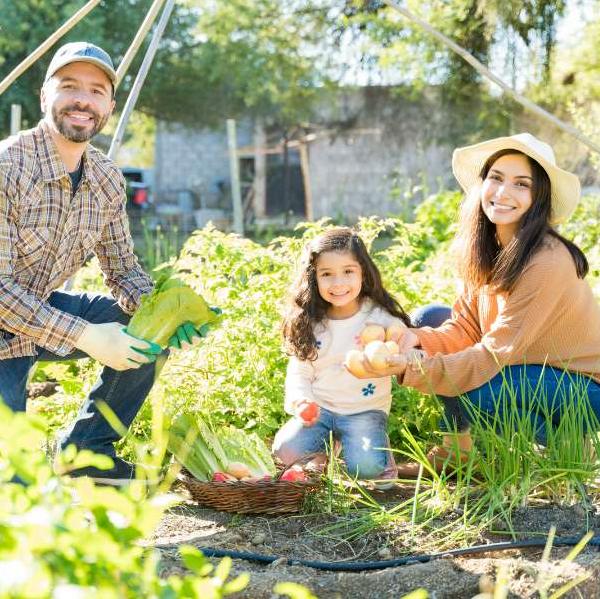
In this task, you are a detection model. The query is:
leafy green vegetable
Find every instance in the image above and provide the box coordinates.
[168,414,276,479]
[127,276,219,347]
[167,414,226,481]
[219,427,276,477]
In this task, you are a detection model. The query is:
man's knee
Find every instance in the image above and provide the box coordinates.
[48,291,130,326]
[90,295,130,325]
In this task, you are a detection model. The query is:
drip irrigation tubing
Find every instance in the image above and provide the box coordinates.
[199,535,600,572]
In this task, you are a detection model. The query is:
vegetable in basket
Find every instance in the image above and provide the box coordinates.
[126,275,220,349]
[168,414,276,482]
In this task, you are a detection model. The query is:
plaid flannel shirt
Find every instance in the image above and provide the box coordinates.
[0,121,154,359]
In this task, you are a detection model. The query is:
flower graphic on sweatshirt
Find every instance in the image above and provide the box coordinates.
[362,383,376,397]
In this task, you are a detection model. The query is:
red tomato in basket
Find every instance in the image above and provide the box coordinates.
[212,471,236,482]
[280,465,307,482]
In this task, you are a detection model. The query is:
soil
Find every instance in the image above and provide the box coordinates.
[150,482,600,598]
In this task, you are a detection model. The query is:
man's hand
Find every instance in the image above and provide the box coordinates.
[295,400,320,427]
[75,322,159,371]
[168,322,208,350]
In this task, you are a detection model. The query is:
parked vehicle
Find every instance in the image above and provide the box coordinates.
[122,167,153,211]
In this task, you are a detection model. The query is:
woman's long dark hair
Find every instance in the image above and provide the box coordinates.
[457,148,587,293]
[282,227,410,361]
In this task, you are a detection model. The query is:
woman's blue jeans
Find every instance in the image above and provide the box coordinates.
[0,290,161,457]
[411,304,600,443]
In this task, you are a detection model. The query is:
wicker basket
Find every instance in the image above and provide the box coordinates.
[178,468,319,514]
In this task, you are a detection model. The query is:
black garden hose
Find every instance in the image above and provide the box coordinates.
[199,534,600,572]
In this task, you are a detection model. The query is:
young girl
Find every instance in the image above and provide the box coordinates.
[272,227,411,482]
[360,133,600,474]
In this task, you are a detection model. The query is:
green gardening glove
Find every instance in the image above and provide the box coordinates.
[123,328,163,363]
[168,307,222,350]
[168,322,204,350]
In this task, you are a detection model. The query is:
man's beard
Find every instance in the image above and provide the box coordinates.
[51,104,109,143]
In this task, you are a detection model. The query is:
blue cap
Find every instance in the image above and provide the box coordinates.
[45,42,116,84]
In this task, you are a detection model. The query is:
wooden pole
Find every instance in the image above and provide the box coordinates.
[298,142,313,220]
[115,0,166,88]
[282,132,290,225]
[0,0,102,97]
[108,0,175,161]
[384,0,600,155]
[10,104,22,136]
[227,119,244,235]
[253,117,267,218]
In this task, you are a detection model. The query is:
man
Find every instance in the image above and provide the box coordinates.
[0,42,198,485]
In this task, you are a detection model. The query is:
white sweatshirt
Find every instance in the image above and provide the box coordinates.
[284,299,407,416]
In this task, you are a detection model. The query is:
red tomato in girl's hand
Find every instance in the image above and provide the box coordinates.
[299,402,319,422]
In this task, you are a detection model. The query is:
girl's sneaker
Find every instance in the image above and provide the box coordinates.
[372,449,398,490]
[396,445,471,478]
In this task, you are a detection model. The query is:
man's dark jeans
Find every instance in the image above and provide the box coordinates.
[0,290,160,457]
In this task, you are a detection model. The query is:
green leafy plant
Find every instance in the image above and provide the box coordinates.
[0,403,248,599]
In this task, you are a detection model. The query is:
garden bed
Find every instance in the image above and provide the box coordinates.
[150,484,600,598]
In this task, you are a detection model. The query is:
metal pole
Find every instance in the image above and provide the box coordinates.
[10,104,22,136]
[115,0,166,88]
[108,0,175,161]
[0,0,102,97]
[227,119,244,235]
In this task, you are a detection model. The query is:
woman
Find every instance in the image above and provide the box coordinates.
[361,132,600,475]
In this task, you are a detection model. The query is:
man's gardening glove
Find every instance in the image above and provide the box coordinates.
[168,307,222,350]
[125,329,163,363]
[75,322,162,371]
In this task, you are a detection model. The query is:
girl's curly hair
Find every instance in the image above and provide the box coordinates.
[282,227,410,361]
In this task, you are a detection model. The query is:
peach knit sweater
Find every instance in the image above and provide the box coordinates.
[401,236,600,396]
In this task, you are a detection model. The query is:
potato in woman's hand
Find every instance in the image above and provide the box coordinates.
[359,324,385,345]
[345,349,369,377]
[384,340,400,354]
[385,324,407,344]
[364,340,392,371]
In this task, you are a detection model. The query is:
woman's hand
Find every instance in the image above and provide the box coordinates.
[345,352,408,379]
[394,327,420,352]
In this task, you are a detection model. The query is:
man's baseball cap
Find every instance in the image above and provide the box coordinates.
[45,42,116,85]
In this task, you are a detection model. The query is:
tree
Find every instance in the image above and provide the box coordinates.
[540,4,600,171]
[330,0,567,92]
[136,0,331,128]
[0,0,332,137]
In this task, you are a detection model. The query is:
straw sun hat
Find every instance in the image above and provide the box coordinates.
[452,132,581,225]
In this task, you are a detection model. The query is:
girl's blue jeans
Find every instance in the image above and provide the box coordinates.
[273,407,391,479]
[412,304,600,443]
[0,290,161,457]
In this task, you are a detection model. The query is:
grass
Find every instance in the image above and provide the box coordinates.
[308,367,600,555]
